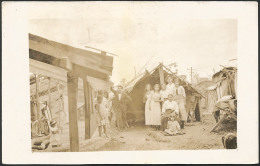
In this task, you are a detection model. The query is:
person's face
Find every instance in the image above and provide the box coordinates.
[161,84,166,90]
[118,87,123,93]
[168,95,173,101]
[175,82,179,87]
[170,116,175,121]
[167,77,173,83]
[154,85,159,91]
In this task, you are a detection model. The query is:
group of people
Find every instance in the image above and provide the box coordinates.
[94,84,132,138]
[143,75,187,135]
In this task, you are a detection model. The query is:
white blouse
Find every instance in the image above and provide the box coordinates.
[162,100,179,114]
[166,83,176,96]
[160,90,168,101]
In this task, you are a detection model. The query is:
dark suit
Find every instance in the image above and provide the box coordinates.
[111,88,132,130]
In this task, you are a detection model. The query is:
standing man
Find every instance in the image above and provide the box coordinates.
[110,84,132,131]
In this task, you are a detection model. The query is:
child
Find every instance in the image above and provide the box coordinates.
[161,94,179,131]
[165,113,184,135]
[95,95,109,138]
[49,120,61,148]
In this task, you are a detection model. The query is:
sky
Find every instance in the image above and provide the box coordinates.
[29,8,237,85]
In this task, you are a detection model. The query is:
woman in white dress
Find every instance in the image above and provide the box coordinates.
[144,84,152,126]
[149,84,162,130]
[174,80,187,129]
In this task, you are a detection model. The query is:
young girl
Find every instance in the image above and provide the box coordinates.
[95,95,109,138]
[165,113,184,135]
[149,84,162,130]
[144,84,152,126]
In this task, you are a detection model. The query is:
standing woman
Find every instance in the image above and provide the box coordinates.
[144,84,152,126]
[149,84,162,130]
[174,80,187,129]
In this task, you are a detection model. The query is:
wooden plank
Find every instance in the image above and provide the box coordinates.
[210,114,228,132]
[74,64,109,81]
[86,76,112,91]
[48,77,52,110]
[159,65,165,85]
[84,80,91,139]
[67,68,79,152]
[30,59,68,82]
[29,34,113,74]
[35,74,41,121]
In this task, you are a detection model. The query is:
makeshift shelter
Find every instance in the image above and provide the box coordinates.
[29,34,114,151]
[124,63,203,124]
[206,66,237,132]
[206,66,237,113]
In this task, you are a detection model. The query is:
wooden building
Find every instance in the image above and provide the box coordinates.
[29,34,114,151]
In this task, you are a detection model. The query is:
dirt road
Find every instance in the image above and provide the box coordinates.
[95,113,236,151]
[32,112,236,152]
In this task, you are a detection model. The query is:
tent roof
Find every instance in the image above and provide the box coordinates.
[125,63,204,97]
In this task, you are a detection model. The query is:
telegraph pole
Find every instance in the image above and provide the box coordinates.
[187,67,196,83]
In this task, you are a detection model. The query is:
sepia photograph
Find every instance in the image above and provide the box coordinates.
[28,17,238,153]
[2,1,258,164]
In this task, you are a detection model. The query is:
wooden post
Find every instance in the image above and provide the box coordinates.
[67,69,79,152]
[84,80,91,139]
[159,65,165,85]
[35,74,41,120]
[48,77,52,109]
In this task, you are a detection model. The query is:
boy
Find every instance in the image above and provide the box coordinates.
[95,95,109,138]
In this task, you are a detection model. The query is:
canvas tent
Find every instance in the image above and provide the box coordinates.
[124,63,203,124]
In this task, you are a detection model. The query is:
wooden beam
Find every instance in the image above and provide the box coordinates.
[29,34,113,74]
[35,74,41,121]
[159,65,165,85]
[74,64,109,81]
[48,77,52,110]
[84,80,91,139]
[67,67,79,152]
[30,59,68,82]
[210,114,228,132]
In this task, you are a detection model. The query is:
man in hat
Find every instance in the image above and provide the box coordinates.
[110,84,132,131]
[165,75,176,97]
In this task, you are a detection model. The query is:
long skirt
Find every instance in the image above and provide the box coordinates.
[177,97,187,121]
[145,100,152,125]
[150,101,161,125]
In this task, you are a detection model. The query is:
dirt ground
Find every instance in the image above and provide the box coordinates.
[32,111,236,152]
[95,113,236,151]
